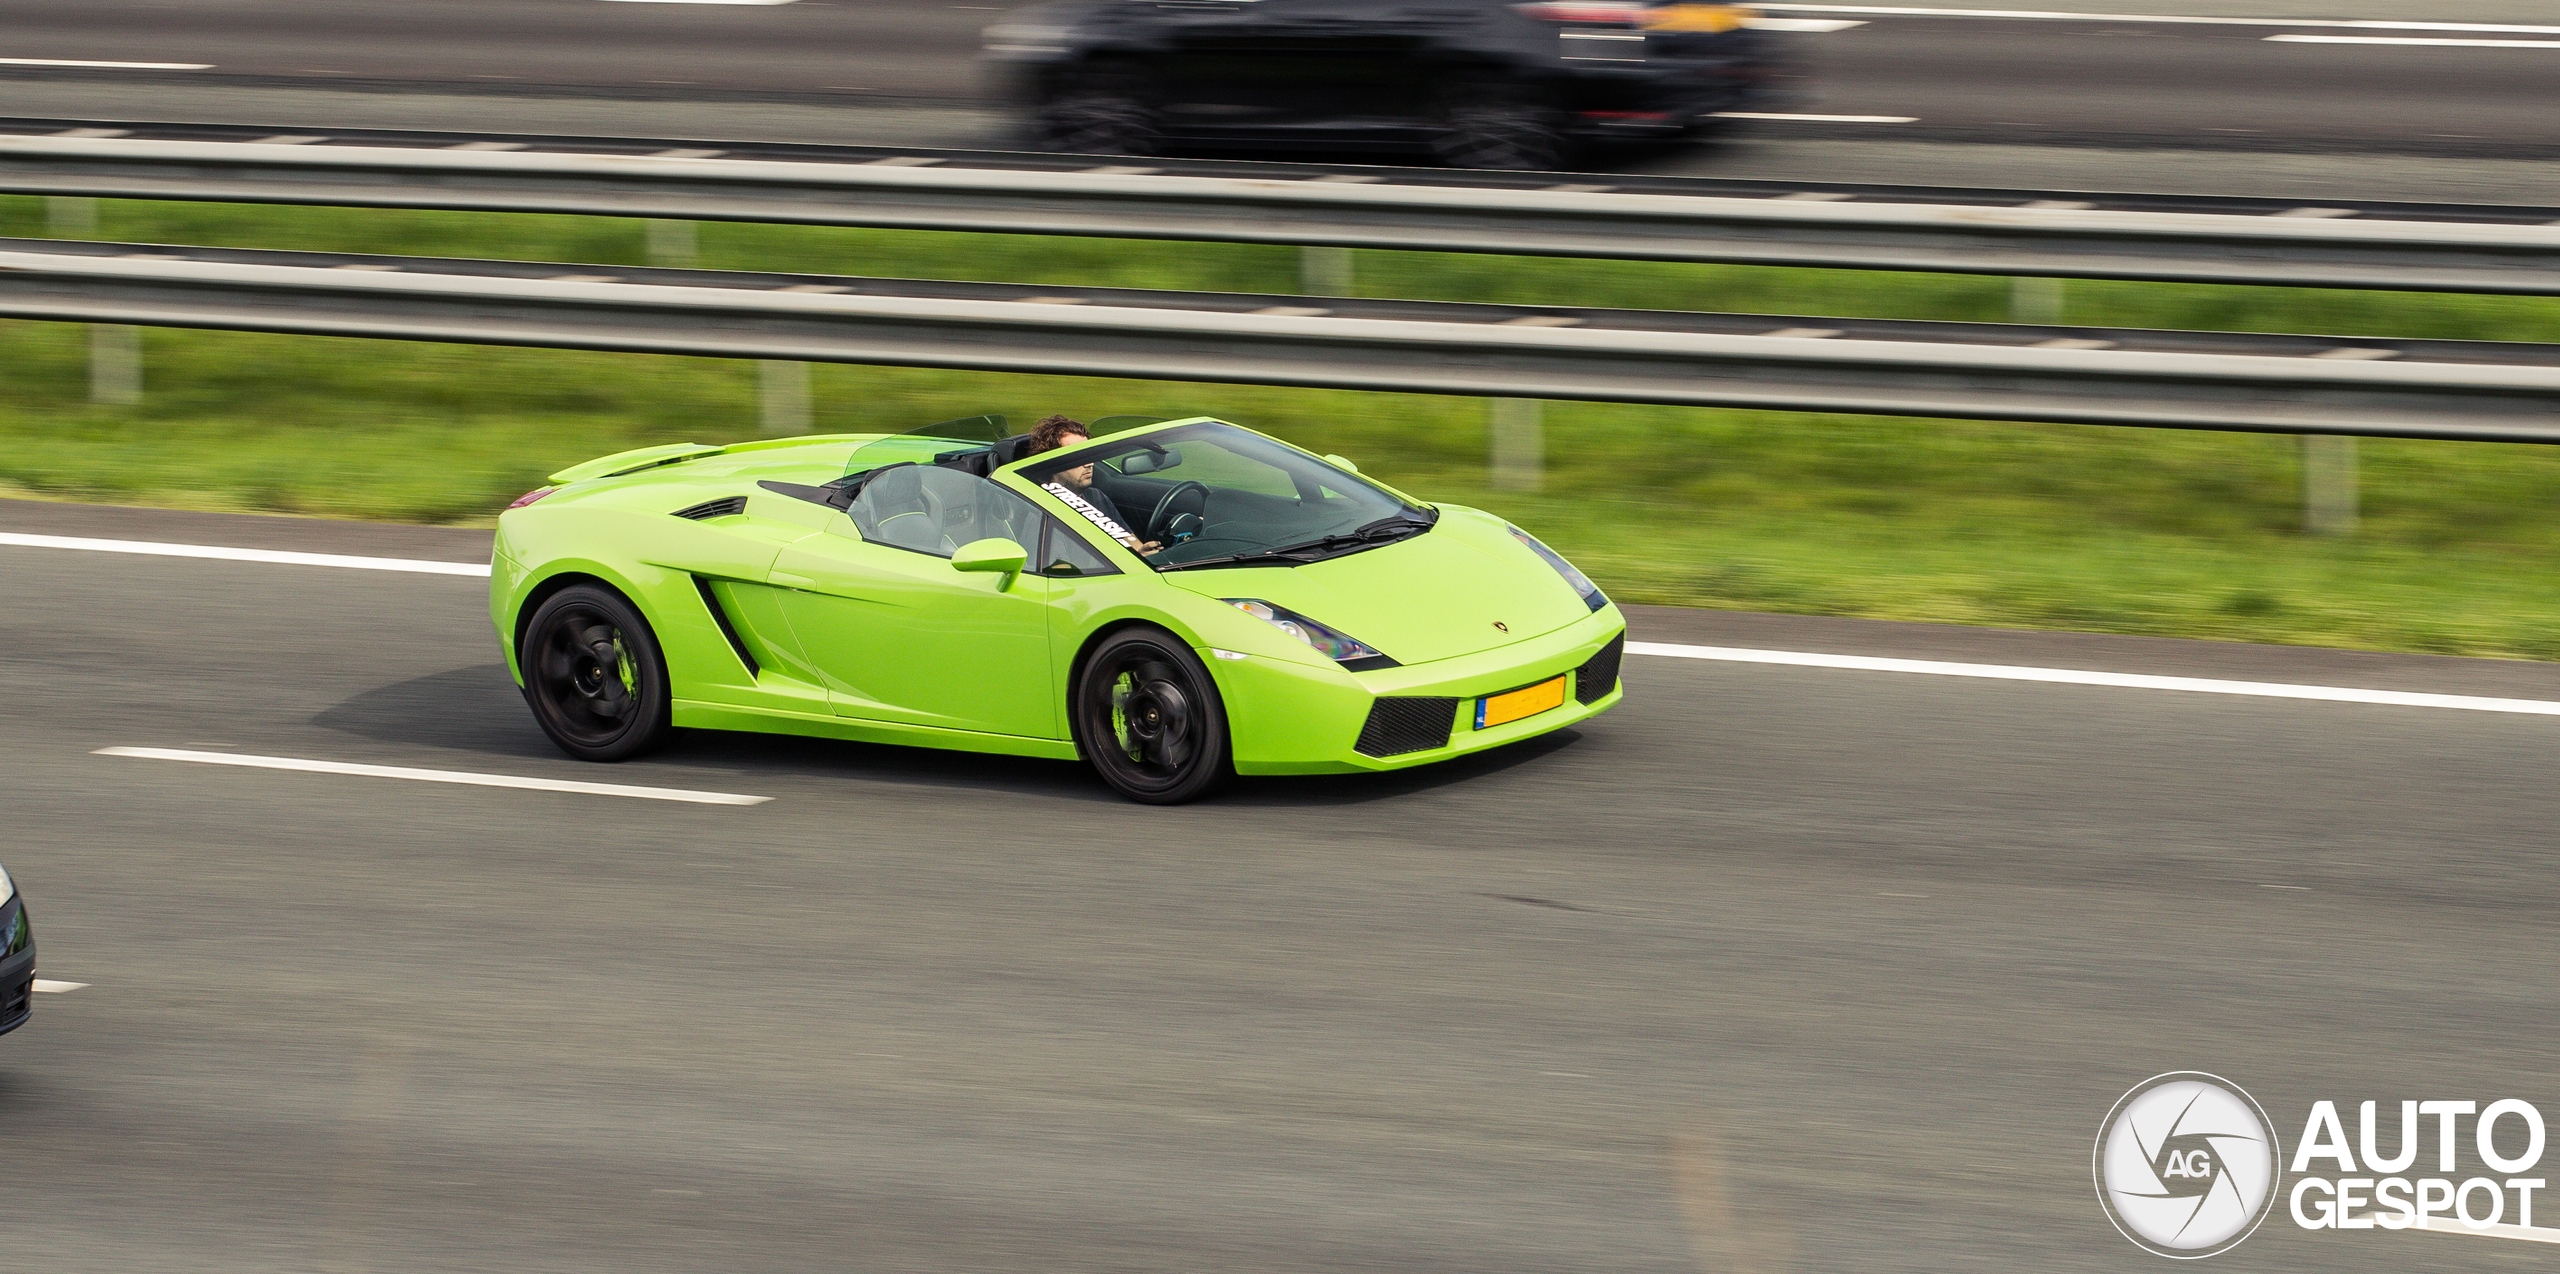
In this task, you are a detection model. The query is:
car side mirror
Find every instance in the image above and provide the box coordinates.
[952,537,1028,585]
[1324,453,1359,473]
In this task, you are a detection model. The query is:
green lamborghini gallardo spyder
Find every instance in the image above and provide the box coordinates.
[491,415,1626,803]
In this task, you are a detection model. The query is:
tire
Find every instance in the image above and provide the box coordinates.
[519,583,673,762]
[1433,92,1569,171]
[1071,628,1233,804]
[1036,87,1159,156]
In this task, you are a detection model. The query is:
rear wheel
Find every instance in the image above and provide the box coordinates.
[1036,66,1159,157]
[520,584,673,762]
[1072,628,1232,804]
[1434,90,1569,171]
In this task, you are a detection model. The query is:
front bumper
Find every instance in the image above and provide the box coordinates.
[1214,605,1627,775]
[1,897,33,1037]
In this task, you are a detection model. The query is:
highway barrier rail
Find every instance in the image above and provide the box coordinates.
[4,125,2560,294]
[6,239,2557,442]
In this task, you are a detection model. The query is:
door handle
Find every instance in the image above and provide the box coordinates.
[770,571,817,590]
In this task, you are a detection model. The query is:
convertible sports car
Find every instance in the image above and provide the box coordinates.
[491,416,1625,803]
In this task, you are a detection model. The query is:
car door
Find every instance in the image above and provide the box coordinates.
[767,465,1059,740]
[1151,0,1355,136]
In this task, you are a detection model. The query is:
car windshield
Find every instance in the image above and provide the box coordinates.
[1016,421,1434,571]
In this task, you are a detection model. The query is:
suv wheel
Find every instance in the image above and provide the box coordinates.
[1434,95,1569,171]
[1038,88,1159,156]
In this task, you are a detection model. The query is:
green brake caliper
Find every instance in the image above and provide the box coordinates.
[1110,672,1143,762]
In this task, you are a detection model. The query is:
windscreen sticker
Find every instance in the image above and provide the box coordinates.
[1043,482,1139,545]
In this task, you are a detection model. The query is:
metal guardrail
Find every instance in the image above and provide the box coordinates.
[5,241,2556,442]
[4,132,2560,294]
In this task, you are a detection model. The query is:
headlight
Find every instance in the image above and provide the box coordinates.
[0,861,13,907]
[1225,600,1397,669]
[1508,526,1607,612]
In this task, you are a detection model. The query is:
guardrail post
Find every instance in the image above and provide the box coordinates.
[1490,398,1544,491]
[645,219,698,268]
[2301,435,2358,535]
[90,325,141,406]
[759,360,811,436]
[2010,277,2064,324]
[1301,246,1354,297]
[46,196,98,238]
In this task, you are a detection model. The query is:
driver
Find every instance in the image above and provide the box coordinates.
[1028,415,1161,554]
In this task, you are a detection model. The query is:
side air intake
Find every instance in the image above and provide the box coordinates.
[1354,697,1458,758]
[672,496,748,521]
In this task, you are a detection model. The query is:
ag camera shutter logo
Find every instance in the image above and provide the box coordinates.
[2095,1073,2282,1258]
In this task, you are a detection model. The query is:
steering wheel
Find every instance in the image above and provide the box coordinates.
[1146,481,1212,545]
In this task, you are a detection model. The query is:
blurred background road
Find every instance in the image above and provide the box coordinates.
[3,0,2556,198]
[7,500,2556,1272]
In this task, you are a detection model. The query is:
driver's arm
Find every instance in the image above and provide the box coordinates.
[1084,486,1161,553]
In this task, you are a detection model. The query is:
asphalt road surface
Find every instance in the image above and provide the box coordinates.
[2,0,2556,158]
[6,497,2559,1271]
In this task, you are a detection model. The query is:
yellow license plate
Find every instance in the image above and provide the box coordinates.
[1476,676,1567,730]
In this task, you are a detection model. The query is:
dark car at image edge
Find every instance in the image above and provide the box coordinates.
[0,860,32,1036]
[987,0,1792,169]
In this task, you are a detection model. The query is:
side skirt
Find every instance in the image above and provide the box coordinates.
[672,700,1082,761]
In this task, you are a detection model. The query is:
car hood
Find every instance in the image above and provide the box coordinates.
[1164,507,1594,666]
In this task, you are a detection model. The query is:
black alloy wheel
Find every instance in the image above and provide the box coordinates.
[1037,84,1160,156]
[1433,92,1569,171]
[1073,628,1233,804]
[521,583,673,762]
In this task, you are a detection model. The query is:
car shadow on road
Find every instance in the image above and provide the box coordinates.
[311,664,558,760]
[317,666,1587,807]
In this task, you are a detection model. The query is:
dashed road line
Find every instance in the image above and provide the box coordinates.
[1715,111,1919,123]
[1627,642,2560,717]
[0,57,213,69]
[96,747,772,806]
[2413,1220,2560,1244]
[0,532,490,577]
[1754,6,2560,34]
[33,980,86,993]
[2267,34,2560,49]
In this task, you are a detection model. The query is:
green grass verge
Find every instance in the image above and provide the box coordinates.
[5,196,2559,658]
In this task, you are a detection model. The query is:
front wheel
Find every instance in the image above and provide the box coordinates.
[1072,628,1232,804]
[520,583,673,762]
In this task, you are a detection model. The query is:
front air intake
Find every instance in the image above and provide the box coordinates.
[1355,697,1458,758]
[672,496,748,521]
[1574,633,1624,705]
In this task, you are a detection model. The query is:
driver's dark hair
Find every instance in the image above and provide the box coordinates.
[1028,415,1089,454]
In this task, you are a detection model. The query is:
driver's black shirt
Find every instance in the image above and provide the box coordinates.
[1078,482,1137,539]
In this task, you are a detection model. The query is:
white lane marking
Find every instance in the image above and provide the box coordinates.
[1626,642,2560,717]
[2414,1220,2560,1244]
[1750,17,1869,31]
[32,980,87,993]
[0,532,490,577]
[1754,6,2560,34]
[95,747,772,806]
[2268,34,2560,49]
[598,0,799,4]
[0,57,214,69]
[1714,112,1919,123]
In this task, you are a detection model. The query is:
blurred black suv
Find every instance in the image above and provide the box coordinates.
[986,0,1787,169]
[0,861,31,1036]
